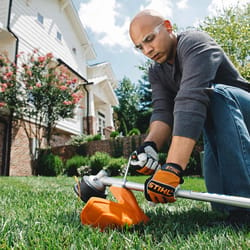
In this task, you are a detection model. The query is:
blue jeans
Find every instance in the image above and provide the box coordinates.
[203,84,250,213]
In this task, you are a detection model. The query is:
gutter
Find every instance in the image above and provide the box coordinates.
[3,0,19,175]
[57,59,94,134]
[0,118,8,175]
[7,0,19,64]
[57,58,88,82]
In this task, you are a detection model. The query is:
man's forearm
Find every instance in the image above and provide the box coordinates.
[145,121,196,170]
[145,121,172,151]
[166,136,196,170]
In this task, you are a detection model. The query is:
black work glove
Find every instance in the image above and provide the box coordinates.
[144,163,184,203]
[130,141,160,175]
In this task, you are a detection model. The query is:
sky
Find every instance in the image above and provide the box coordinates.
[74,0,249,84]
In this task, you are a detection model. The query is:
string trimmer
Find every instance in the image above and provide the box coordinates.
[74,160,250,230]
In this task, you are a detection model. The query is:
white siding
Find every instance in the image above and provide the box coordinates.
[10,0,88,77]
[0,0,9,28]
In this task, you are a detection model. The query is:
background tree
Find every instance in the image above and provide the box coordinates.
[0,50,82,160]
[137,61,152,111]
[199,3,249,80]
[113,77,139,135]
[136,60,153,133]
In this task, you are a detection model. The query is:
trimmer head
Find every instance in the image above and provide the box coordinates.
[74,169,149,230]
[80,186,149,230]
[74,170,108,202]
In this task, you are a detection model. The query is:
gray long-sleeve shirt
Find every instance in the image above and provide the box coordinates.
[149,30,249,140]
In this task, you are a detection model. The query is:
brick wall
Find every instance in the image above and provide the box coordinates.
[8,122,73,176]
[9,123,33,176]
[52,134,147,161]
[50,130,72,148]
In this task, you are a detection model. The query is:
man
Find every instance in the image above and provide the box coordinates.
[129,10,250,218]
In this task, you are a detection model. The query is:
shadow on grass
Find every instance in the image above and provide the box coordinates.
[131,206,250,242]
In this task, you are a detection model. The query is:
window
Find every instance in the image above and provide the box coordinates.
[56,31,62,41]
[37,12,44,25]
[97,112,105,135]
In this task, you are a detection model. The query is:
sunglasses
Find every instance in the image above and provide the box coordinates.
[134,22,164,52]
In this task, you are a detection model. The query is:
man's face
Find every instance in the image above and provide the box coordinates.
[129,16,177,64]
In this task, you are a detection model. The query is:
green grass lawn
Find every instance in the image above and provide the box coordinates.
[0,175,249,249]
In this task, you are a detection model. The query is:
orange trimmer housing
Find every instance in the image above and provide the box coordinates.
[80,186,149,230]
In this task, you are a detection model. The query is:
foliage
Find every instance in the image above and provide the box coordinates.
[86,134,102,142]
[77,165,92,176]
[137,76,152,111]
[89,152,111,174]
[135,109,152,134]
[127,128,141,136]
[105,157,127,176]
[158,152,168,165]
[64,153,127,177]
[36,150,63,176]
[137,61,152,111]
[67,134,88,146]
[1,176,249,249]
[114,77,140,135]
[67,133,102,152]
[199,4,250,80]
[136,61,153,133]
[110,130,120,138]
[64,155,89,176]
[185,150,202,176]
[0,50,83,153]
[0,55,23,111]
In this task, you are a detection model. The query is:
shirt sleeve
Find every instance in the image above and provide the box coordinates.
[149,65,175,129]
[173,31,224,140]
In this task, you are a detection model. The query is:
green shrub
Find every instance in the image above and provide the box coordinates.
[127,128,141,136]
[86,134,102,142]
[77,165,92,176]
[110,131,119,138]
[65,155,89,176]
[185,150,202,176]
[67,134,87,146]
[158,152,167,165]
[89,152,111,174]
[105,157,127,176]
[36,151,63,176]
[92,134,102,141]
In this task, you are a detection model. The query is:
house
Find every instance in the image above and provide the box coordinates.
[0,0,118,176]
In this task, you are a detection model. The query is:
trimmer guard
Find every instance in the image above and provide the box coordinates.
[80,186,149,230]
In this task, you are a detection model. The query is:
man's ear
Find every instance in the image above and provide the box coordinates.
[164,20,173,32]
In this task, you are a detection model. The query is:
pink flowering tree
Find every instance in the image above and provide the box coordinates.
[0,50,83,155]
[0,54,23,112]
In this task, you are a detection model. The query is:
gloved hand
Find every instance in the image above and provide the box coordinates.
[130,141,160,175]
[144,163,184,203]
